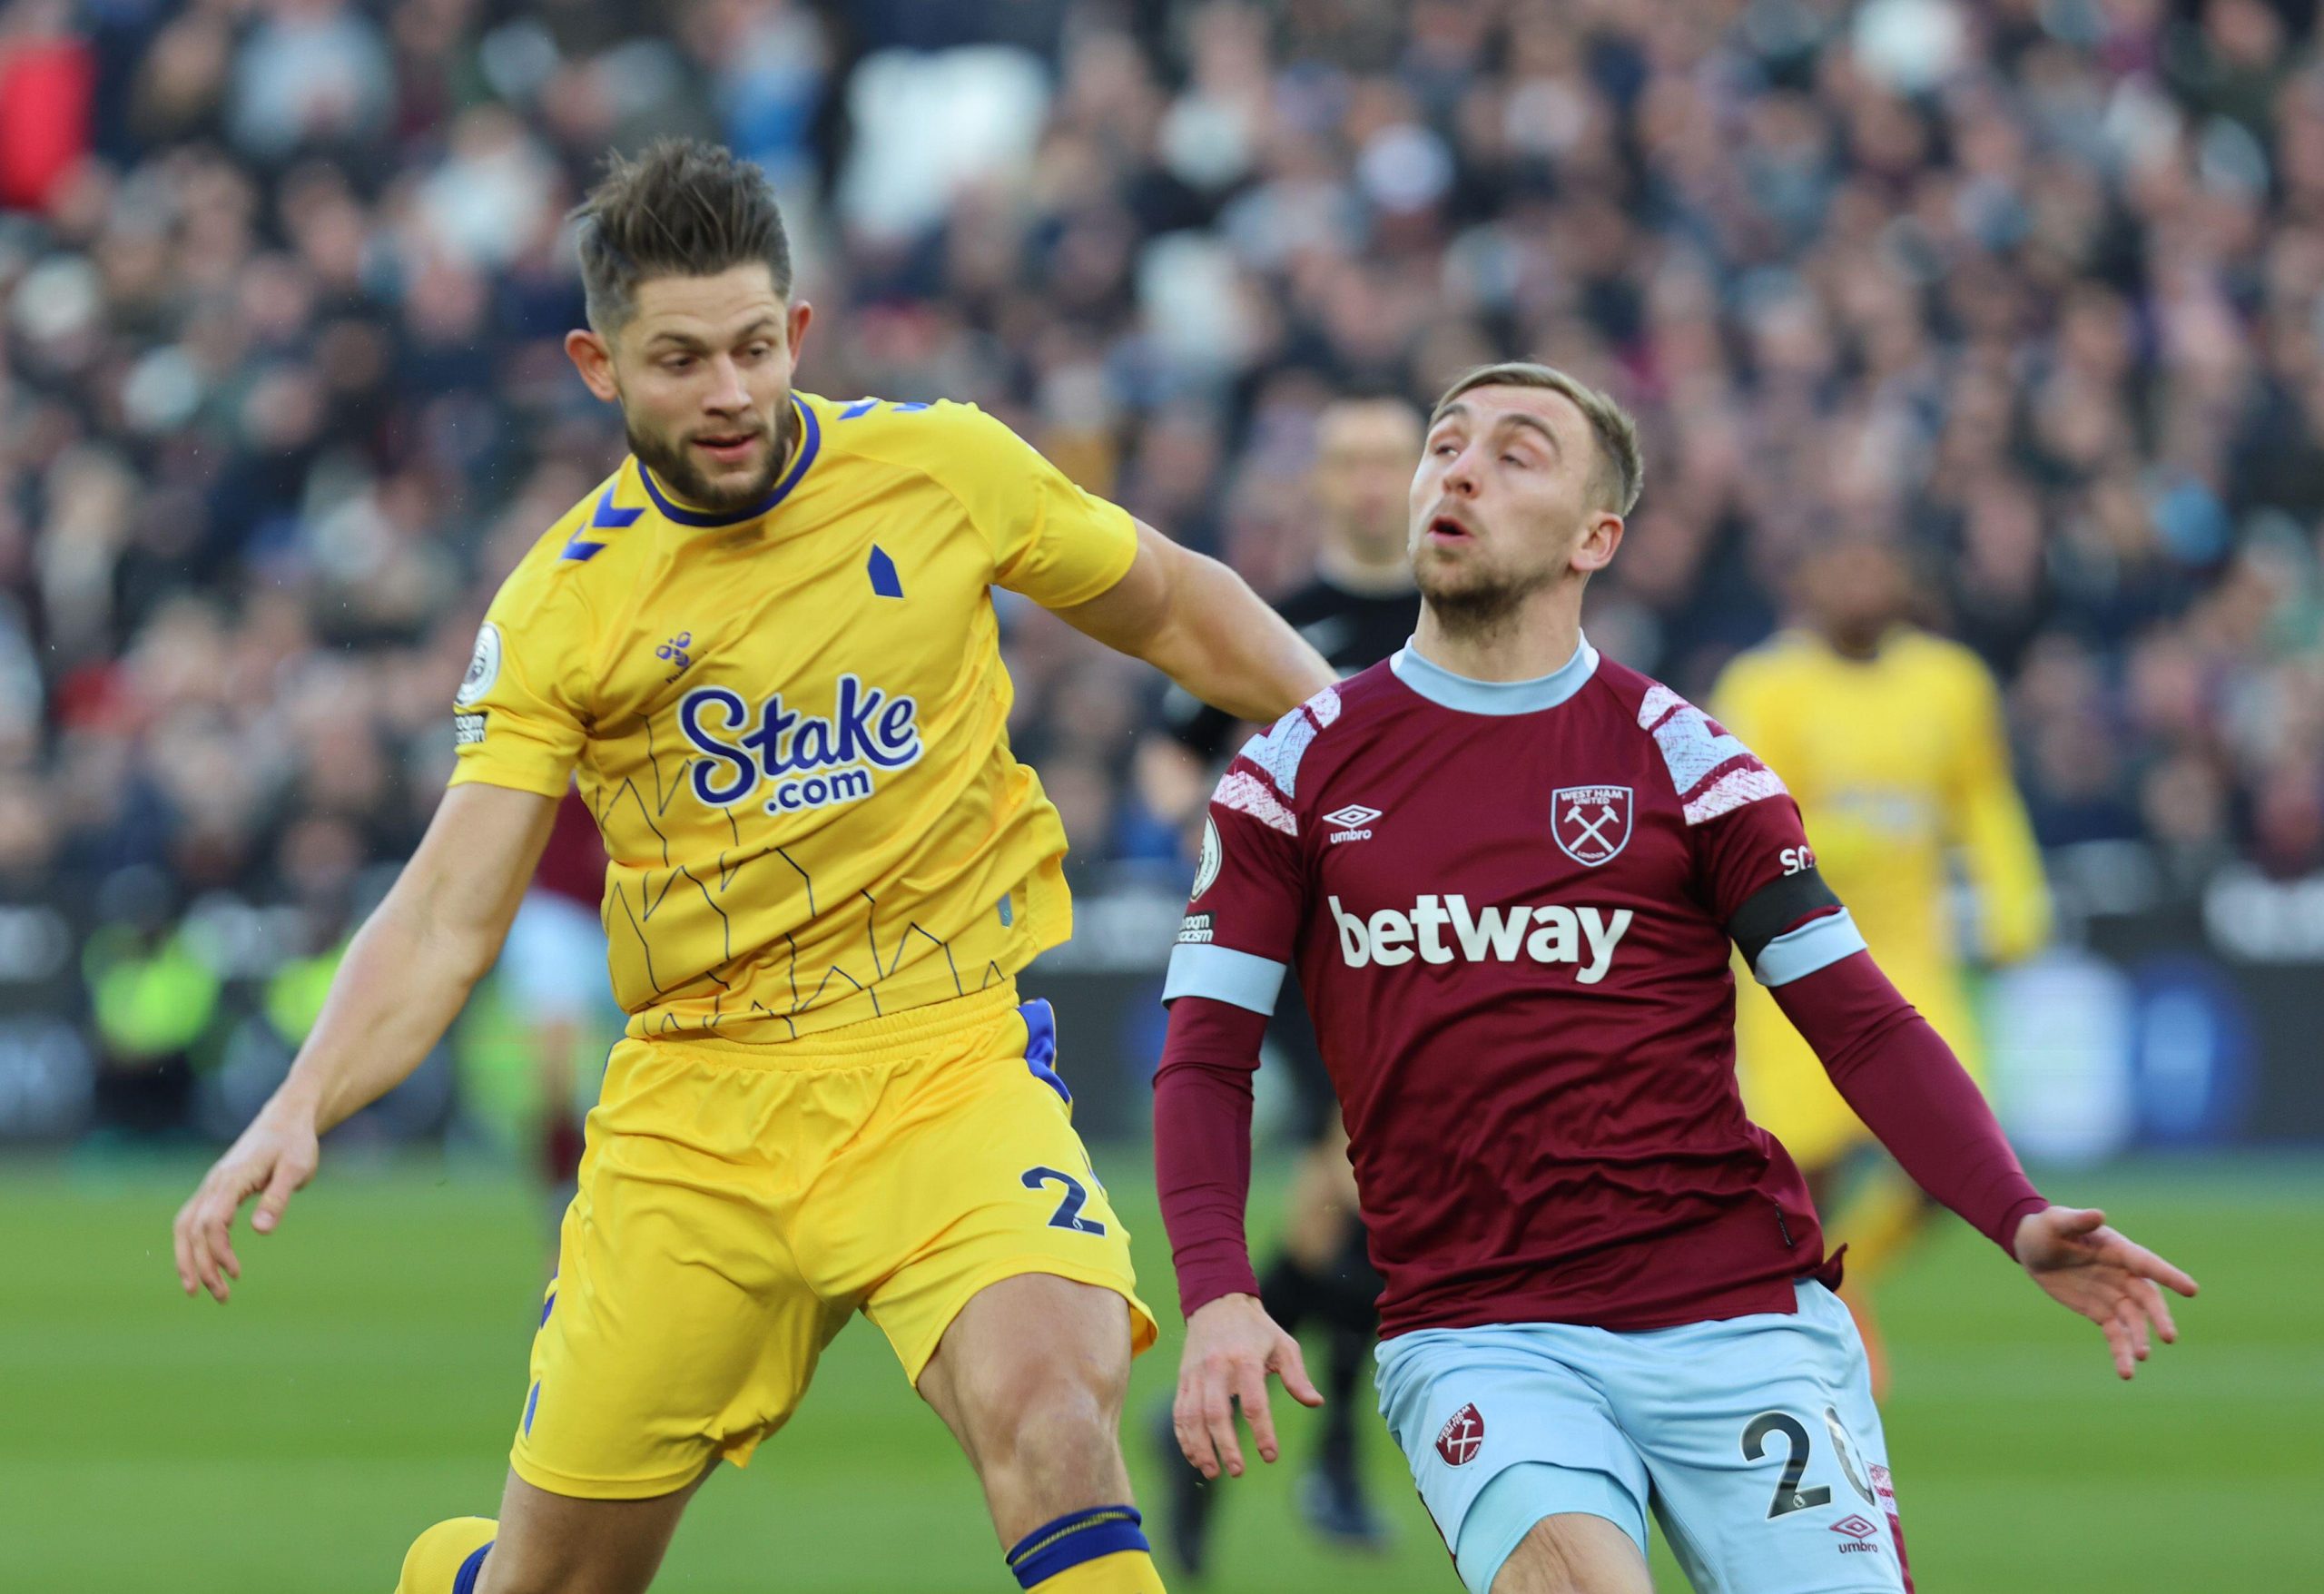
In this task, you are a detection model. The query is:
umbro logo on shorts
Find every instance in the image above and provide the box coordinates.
[1435,1402,1485,1466]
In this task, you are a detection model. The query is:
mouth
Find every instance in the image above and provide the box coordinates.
[691,429,763,467]
[1423,513,1474,546]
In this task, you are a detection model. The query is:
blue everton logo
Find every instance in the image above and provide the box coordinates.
[679,674,923,813]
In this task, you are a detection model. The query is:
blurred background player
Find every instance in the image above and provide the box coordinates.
[1713,532,2051,1392]
[496,785,615,1241]
[1152,391,1422,1572]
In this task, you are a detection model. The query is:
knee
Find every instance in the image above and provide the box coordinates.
[966,1356,1124,1479]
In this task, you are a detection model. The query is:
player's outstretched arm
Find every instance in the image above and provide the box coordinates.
[2013,1205,2199,1381]
[1770,946,2199,1378]
[1054,521,1334,723]
[171,782,558,1304]
[1175,1293,1324,1481]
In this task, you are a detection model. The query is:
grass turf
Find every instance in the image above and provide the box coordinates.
[0,1152,2312,1592]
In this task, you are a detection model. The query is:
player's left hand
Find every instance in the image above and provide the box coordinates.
[2014,1205,2198,1381]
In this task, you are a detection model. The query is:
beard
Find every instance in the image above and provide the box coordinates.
[1413,550,1560,643]
[625,400,793,515]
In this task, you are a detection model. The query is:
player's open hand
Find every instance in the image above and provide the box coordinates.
[2014,1205,2198,1381]
[172,1105,321,1304]
[1174,1293,1324,1481]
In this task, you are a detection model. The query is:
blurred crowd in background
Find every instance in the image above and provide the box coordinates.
[5,0,2324,1140]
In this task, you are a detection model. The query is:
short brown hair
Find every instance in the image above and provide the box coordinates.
[1430,362,1644,516]
[573,141,793,333]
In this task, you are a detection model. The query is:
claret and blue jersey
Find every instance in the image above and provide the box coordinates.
[448,392,1141,1042]
[1165,635,1870,1335]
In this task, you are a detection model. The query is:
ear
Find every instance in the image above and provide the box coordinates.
[1572,510,1624,576]
[786,298,814,363]
[566,328,620,403]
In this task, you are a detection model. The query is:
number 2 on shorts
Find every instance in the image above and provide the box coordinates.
[1740,1412,1834,1518]
[1021,1166,1108,1235]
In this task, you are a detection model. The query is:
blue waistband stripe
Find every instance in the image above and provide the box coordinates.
[1020,999,1069,1106]
[451,1542,493,1594]
[1006,1506,1147,1589]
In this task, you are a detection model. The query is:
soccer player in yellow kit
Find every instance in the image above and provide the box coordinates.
[1714,533,2050,1387]
[169,142,1330,1594]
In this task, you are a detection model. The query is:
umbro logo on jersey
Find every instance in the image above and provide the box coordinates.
[1323,803,1382,843]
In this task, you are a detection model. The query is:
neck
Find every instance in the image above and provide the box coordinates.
[1821,622,1889,662]
[1315,543,1415,596]
[1412,587,1583,682]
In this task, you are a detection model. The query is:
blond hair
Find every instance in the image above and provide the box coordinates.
[1430,362,1644,516]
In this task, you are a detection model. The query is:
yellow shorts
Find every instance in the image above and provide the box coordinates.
[510,981,1157,1501]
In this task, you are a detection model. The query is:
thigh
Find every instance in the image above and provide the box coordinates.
[1374,1326,1653,1593]
[477,1468,709,1594]
[821,1000,1157,1385]
[915,1271,1135,1473]
[1622,1284,1908,1594]
[516,1049,851,1499]
[1484,1498,1654,1594]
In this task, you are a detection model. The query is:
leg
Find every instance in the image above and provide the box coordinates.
[1621,1284,1908,1594]
[1374,1326,1653,1594]
[395,1470,709,1594]
[403,1039,845,1594]
[918,1274,1160,1590]
[824,996,1163,1588]
[1488,1510,1655,1594]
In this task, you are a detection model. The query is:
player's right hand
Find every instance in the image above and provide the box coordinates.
[1173,1293,1324,1481]
[172,1105,321,1304]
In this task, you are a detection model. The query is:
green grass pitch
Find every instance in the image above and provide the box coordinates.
[0,1153,2314,1591]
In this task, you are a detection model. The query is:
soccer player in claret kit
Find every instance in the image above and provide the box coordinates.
[1152,362,2198,1594]
[169,141,1331,1594]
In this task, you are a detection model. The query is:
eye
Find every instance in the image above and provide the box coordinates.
[1502,452,1528,467]
[741,341,773,361]
[1432,441,1459,457]
[662,355,694,373]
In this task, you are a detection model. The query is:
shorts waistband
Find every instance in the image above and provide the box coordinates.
[630,979,1025,1068]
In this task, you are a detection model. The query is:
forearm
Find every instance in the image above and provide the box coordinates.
[1773,950,2046,1255]
[275,898,499,1133]
[1154,996,1270,1315]
[1149,554,1333,723]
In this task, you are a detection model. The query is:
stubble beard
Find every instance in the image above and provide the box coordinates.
[625,399,795,514]
[1415,553,1561,645]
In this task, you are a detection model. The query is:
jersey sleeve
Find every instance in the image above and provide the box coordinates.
[1161,751,1310,1015]
[930,402,1140,609]
[447,562,590,800]
[1639,683,1867,988]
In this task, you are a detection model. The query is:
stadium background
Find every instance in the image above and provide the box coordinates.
[0,0,2318,1589]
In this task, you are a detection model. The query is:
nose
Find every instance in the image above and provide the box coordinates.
[703,355,750,414]
[1443,443,1483,497]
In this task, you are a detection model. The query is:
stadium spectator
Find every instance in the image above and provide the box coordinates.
[6,0,2324,1139]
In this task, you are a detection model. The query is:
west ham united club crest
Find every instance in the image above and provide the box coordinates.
[1552,784,1632,866]
[1435,1402,1485,1467]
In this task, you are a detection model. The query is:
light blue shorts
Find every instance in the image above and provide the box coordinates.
[1375,1283,1909,1594]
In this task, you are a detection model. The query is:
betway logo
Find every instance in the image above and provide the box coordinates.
[1330,895,1633,983]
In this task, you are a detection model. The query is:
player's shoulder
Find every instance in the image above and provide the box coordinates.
[812,391,1023,476]
[1711,627,1817,693]
[1593,655,1793,822]
[1886,626,1998,694]
[486,464,650,632]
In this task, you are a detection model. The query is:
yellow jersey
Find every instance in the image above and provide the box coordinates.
[1713,627,2050,1162]
[449,392,1139,1043]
